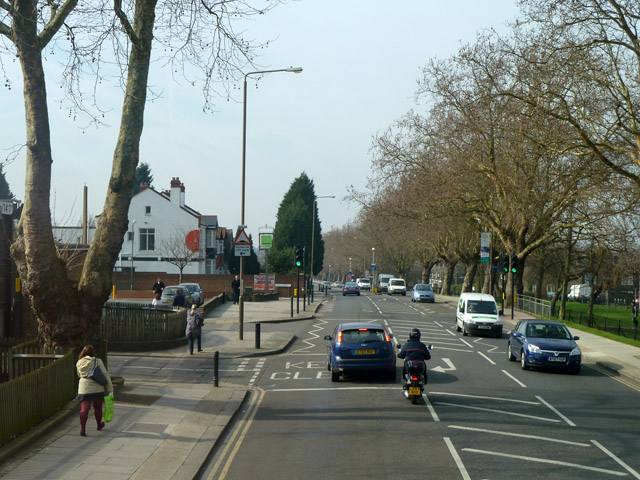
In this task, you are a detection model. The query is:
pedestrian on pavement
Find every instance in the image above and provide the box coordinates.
[152,277,165,295]
[152,293,161,307]
[231,275,240,305]
[173,287,186,307]
[76,345,113,437]
[633,299,638,327]
[186,304,204,354]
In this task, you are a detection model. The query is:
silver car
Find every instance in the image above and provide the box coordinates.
[412,284,435,303]
[160,286,194,307]
[179,283,205,306]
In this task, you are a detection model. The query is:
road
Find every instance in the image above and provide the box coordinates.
[117,293,640,479]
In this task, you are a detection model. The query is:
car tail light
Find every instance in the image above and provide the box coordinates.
[411,376,419,382]
[358,328,368,331]
[384,332,391,342]
[337,331,343,344]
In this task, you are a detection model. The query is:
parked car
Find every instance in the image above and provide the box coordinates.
[343,282,360,296]
[160,286,194,307]
[322,281,332,291]
[507,319,581,374]
[324,323,396,382]
[412,284,435,303]
[387,278,407,296]
[179,283,204,306]
[333,281,343,288]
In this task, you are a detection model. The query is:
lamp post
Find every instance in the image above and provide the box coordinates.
[130,220,136,290]
[372,247,376,288]
[238,66,302,340]
[310,195,334,304]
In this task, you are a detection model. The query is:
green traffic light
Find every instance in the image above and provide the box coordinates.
[296,261,301,267]
[511,267,516,273]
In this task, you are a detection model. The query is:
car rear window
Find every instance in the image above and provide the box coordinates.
[467,300,497,314]
[391,280,405,286]
[342,329,385,343]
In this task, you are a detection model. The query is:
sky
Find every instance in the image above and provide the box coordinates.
[2,0,520,240]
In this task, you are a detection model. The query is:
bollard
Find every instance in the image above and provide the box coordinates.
[255,323,261,349]
[213,350,219,387]
[291,296,294,318]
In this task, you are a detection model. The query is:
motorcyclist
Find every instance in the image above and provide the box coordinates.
[397,328,431,377]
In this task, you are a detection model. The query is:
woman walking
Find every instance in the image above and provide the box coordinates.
[76,345,113,436]
[186,304,204,354]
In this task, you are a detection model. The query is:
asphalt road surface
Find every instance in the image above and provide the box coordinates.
[196,293,640,479]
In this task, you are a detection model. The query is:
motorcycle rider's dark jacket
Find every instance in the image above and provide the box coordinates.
[397,339,431,363]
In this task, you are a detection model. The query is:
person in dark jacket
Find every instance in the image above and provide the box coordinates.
[397,328,431,376]
[152,278,165,295]
[172,287,186,307]
[186,304,204,354]
[231,275,240,305]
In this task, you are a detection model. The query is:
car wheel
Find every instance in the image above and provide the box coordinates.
[456,320,462,332]
[331,369,340,382]
[462,324,468,336]
[412,297,415,302]
[343,293,345,296]
[569,365,581,375]
[520,351,529,370]
[327,359,331,371]
[402,293,406,296]
[507,343,516,361]
[387,368,396,382]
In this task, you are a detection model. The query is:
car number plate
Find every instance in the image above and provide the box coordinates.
[356,349,375,355]
[477,325,491,329]
[548,356,566,362]
[409,387,421,395]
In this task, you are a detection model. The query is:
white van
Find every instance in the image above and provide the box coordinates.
[455,292,502,338]
[387,278,406,296]
[356,278,371,291]
[377,274,394,293]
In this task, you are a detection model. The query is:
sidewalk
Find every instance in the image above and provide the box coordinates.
[0,297,324,480]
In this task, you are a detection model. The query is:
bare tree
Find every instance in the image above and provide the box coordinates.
[161,228,202,284]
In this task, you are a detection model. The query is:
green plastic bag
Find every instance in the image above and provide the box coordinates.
[104,393,114,423]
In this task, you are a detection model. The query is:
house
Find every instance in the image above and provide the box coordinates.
[117,177,228,275]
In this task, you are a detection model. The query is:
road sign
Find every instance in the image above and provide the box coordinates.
[371,264,376,271]
[234,245,251,256]
[0,201,13,215]
[234,228,251,245]
[348,271,353,276]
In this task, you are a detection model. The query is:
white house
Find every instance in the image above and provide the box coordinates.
[118,177,228,275]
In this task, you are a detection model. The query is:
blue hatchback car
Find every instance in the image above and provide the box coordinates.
[508,320,581,374]
[412,284,435,303]
[324,323,396,382]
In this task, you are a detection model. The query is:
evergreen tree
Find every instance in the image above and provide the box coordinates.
[132,163,154,195]
[0,167,14,200]
[268,172,325,274]
[224,236,261,274]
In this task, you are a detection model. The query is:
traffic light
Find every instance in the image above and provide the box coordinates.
[511,254,518,274]
[500,253,508,274]
[294,246,304,268]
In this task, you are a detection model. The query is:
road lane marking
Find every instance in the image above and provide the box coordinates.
[478,351,495,365]
[290,318,328,354]
[459,339,473,348]
[536,395,576,426]
[430,391,538,405]
[444,437,471,480]
[424,394,440,421]
[592,440,640,479]
[435,402,560,422]
[448,425,591,446]
[462,448,627,476]
[432,358,456,373]
[502,369,527,388]
[266,386,398,392]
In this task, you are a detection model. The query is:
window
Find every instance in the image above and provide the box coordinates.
[127,231,133,241]
[139,228,155,251]
[206,259,215,274]
[145,206,151,215]
[206,229,215,248]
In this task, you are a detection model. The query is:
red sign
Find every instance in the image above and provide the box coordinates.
[185,230,200,252]
[254,275,266,292]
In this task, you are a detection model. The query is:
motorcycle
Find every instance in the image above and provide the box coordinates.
[396,344,433,405]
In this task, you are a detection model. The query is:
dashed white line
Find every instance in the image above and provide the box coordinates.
[448,425,591,446]
[536,395,576,427]
[424,394,440,422]
[592,439,640,479]
[430,392,538,405]
[444,437,471,480]
[435,401,560,422]
[478,351,496,365]
[502,369,527,388]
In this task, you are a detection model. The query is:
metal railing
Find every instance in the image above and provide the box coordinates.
[516,294,551,319]
[101,301,185,342]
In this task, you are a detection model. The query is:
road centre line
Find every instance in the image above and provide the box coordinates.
[430,391,539,405]
[502,370,527,388]
[462,448,627,477]
[435,402,561,423]
[592,440,640,479]
[424,394,440,422]
[478,351,496,365]
[447,425,591,447]
[267,386,398,392]
[443,437,471,480]
[536,395,576,427]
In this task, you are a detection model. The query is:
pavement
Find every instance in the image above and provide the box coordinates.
[1,292,640,479]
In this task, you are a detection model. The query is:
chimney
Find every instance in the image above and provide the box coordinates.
[169,177,185,207]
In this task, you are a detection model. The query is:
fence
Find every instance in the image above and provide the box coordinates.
[0,349,76,446]
[563,310,639,340]
[100,301,185,343]
[516,295,551,319]
[0,337,31,383]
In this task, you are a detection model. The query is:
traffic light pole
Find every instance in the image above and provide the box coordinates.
[296,266,300,314]
[303,246,306,312]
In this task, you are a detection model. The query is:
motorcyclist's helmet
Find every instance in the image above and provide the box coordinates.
[409,328,421,341]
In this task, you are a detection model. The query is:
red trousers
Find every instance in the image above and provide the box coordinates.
[79,398,104,433]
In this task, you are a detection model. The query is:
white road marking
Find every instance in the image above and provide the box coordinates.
[430,391,539,405]
[536,395,576,427]
[267,386,398,392]
[444,437,471,480]
[592,440,640,479]
[290,318,328,354]
[448,425,591,446]
[459,339,473,348]
[424,394,440,422]
[432,358,456,373]
[478,351,495,365]
[502,369,527,388]
[462,448,627,476]
[435,402,560,422]
[434,321,443,328]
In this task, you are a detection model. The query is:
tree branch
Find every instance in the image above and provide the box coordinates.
[113,0,138,44]
[38,0,79,47]
[0,21,10,39]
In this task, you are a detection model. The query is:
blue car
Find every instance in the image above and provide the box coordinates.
[324,323,396,382]
[508,320,581,374]
[412,284,435,303]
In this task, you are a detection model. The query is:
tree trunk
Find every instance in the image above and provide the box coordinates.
[461,262,477,293]
[559,228,573,320]
[440,260,457,296]
[421,261,435,284]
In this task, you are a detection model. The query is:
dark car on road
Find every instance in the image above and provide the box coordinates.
[324,322,396,382]
[342,282,360,296]
[507,319,581,374]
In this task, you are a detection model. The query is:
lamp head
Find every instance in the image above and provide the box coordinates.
[286,67,303,73]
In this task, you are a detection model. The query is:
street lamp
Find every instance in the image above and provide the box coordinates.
[238,66,302,340]
[310,195,334,304]
[372,247,376,287]
[130,220,136,290]
[349,257,352,276]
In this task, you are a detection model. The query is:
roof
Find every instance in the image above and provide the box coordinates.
[460,293,496,301]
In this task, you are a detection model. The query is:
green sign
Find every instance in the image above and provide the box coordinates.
[259,233,273,250]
